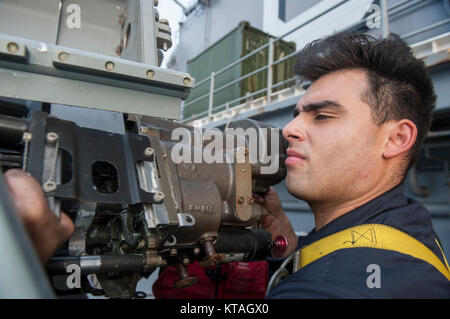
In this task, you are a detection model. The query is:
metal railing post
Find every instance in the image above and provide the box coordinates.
[380,0,390,38]
[267,38,274,103]
[208,71,215,118]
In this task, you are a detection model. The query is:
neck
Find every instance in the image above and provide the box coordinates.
[309,181,401,231]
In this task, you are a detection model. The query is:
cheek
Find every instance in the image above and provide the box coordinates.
[344,131,380,178]
[314,126,377,177]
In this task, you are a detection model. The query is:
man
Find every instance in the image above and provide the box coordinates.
[254,32,449,298]
[4,31,450,298]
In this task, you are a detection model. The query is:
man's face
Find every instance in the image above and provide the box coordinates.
[282,69,387,204]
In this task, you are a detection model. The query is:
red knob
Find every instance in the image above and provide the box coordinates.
[273,235,288,253]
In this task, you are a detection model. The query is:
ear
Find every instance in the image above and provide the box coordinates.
[382,120,417,159]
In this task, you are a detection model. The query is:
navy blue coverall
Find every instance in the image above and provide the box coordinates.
[267,183,450,298]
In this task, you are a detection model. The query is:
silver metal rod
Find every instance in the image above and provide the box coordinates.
[55,0,63,45]
[402,19,450,39]
[272,76,297,90]
[380,0,390,38]
[213,65,269,94]
[183,91,210,108]
[208,71,215,117]
[272,49,300,66]
[267,38,274,103]
[193,74,212,88]
[212,87,268,111]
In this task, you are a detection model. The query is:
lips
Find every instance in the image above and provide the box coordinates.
[285,149,306,166]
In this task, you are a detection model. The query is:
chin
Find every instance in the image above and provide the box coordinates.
[286,178,307,200]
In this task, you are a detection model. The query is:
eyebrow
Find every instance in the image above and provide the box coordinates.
[293,100,342,117]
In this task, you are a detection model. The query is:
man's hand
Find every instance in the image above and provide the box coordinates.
[4,169,75,264]
[253,187,298,258]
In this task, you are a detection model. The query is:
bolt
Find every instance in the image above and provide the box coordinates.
[169,248,177,257]
[140,127,150,134]
[58,52,69,62]
[182,257,190,265]
[237,196,245,204]
[144,147,154,157]
[46,132,58,145]
[105,61,115,71]
[43,181,57,193]
[153,191,165,203]
[183,77,191,86]
[7,42,19,54]
[193,248,201,255]
[159,19,169,26]
[146,69,155,78]
[22,132,32,142]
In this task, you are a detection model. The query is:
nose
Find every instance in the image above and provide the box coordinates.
[282,116,307,144]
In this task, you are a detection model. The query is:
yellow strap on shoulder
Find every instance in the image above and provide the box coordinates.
[296,224,450,281]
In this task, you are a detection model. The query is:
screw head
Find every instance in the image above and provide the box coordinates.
[58,52,69,62]
[46,132,58,145]
[7,42,19,54]
[146,69,155,78]
[144,147,154,157]
[153,191,165,203]
[43,181,57,193]
[193,248,201,255]
[183,77,191,86]
[105,61,115,71]
[22,132,32,142]
[237,196,245,204]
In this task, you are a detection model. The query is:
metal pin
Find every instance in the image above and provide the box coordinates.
[7,42,19,54]
[58,52,69,62]
[105,61,115,71]
[46,132,58,145]
[153,191,165,203]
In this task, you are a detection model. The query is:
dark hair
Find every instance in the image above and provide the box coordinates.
[294,31,436,172]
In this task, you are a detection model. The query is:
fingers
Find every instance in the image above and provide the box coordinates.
[4,169,75,264]
[4,169,48,226]
[60,212,76,242]
[252,192,265,205]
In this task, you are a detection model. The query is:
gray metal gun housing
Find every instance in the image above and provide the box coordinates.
[0,111,286,298]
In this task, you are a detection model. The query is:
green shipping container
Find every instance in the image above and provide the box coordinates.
[183,21,296,121]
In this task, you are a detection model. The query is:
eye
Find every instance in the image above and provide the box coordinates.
[315,114,332,121]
